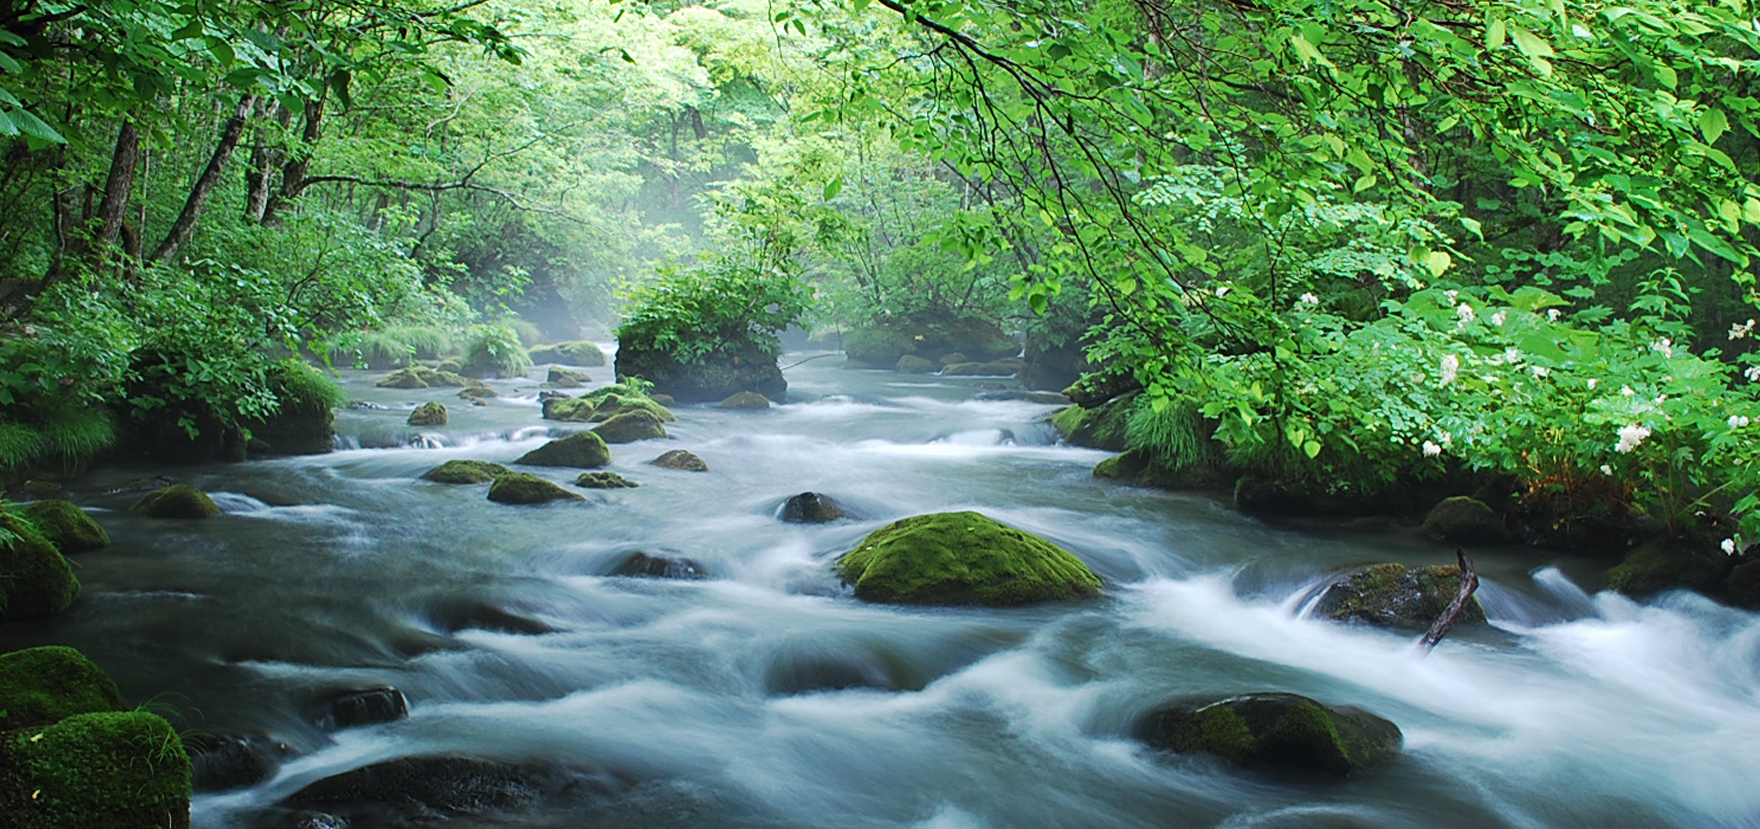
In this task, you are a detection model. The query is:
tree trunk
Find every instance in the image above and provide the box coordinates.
[245,99,289,223]
[262,95,327,225]
[92,121,142,256]
[151,93,259,263]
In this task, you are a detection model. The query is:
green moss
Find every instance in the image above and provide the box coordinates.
[543,391,675,425]
[834,511,1102,606]
[1140,693,1401,777]
[592,411,667,443]
[0,646,124,730]
[1607,537,1728,596]
[421,460,510,485]
[547,366,591,387]
[486,473,586,505]
[720,391,771,409]
[0,509,80,620]
[408,402,448,427]
[650,450,708,471]
[528,341,608,367]
[1313,563,1486,629]
[541,396,597,423]
[514,432,611,469]
[128,484,220,519]
[461,324,534,379]
[1051,399,1132,452]
[18,500,109,553]
[575,472,638,489]
[1171,705,1257,765]
[271,359,347,409]
[1,711,191,829]
[1421,496,1511,544]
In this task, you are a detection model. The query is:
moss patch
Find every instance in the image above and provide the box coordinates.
[834,511,1102,606]
[528,341,608,367]
[19,500,109,553]
[515,432,611,469]
[487,473,586,505]
[421,460,510,485]
[1137,692,1401,777]
[0,509,80,621]
[575,472,638,489]
[1607,537,1728,596]
[592,410,668,443]
[650,450,708,472]
[1051,398,1131,452]
[1312,563,1486,629]
[128,484,220,519]
[720,391,770,410]
[1,710,191,829]
[407,402,448,427]
[0,646,124,730]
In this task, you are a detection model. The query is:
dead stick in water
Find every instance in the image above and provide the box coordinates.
[1418,548,1479,654]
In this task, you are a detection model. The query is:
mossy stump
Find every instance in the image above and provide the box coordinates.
[1312,563,1486,630]
[421,460,510,485]
[0,646,124,730]
[1137,692,1402,777]
[407,402,448,427]
[0,509,81,621]
[128,484,221,519]
[0,711,191,829]
[592,410,668,443]
[515,432,611,469]
[19,500,109,553]
[834,511,1101,606]
[487,473,586,505]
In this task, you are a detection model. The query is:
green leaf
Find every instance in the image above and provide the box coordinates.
[10,109,62,143]
[1700,107,1728,146]
[1423,249,1453,277]
[822,175,843,201]
[1303,439,1322,459]
[1487,18,1507,51]
[1510,27,1554,58]
[0,109,16,137]
[0,52,20,73]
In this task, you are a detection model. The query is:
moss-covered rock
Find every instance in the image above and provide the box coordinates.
[0,710,191,829]
[407,402,448,427]
[1136,692,1402,777]
[458,380,496,403]
[650,450,708,472]
[514,432,611,469]
[720,391,771,410]
[611,552,706,579]
[1,509,80,621]
[1606,537,1729,597]
[246,359,341,456]
[129,484,221,519]
[19,500,109,553]
[834,511,1102,606]
[376,366,470,390]
[421,460,510,485]
[546,366,590,387]
[592,410,668,443]
[780,492,847,523]
[575,472,638,489]
[895,355,935,374]
[615,338,788,402]
[1421,496,1510,544]
[486,473,586,505]
[940,359,1022,377]
[1311,563,1486,629]
[528,340,608,367]
[542,390,676,425]
[1051,398,1131,452]
[0,646,124,730]
[1093,450,1231,490]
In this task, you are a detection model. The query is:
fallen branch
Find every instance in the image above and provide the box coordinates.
[1418,548,1479,654]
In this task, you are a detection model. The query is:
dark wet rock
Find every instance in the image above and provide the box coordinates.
[19,499,110,553]
[1311,563,1486,629]
[1421,496,1510,544]
[1019,337,1090,392]
[1136,692,1402,777]
[895,355,935,374]
[547,366,591,387]
[21,479,66,497]
[105,475,178,494]
[575,472,638,489]
[458,380,496,403]
[780,492,847,523]
[346,400,389,410]
[938,352,968,366]
[611,552,707,580]
[1233,475,1404,518]
[0,645,124,729]
[973,388,1071,404]
[762,651,893,696]
[421,596,557,635]
[1093,451,1231,490]
[615,338,786,403]
[188,733,288,792]
[592,410,668,443]
[1728,558,1760,609]
[407,401,448,427]
[1051,399,1131,452]
[1607,537,1729,597]
[0,710,191,828]
[528,340,608,367]
[651,393,677,406]
[650,450,708,472]
[720,391,771,410]
[515,432,611,469]
[310,686,409,731]
[249,809,349,829]
[0,508,79,621]
[940,359,1023,377]
[835,511,1102,606]
[279,755,580,822]
[129,483,222,519]
[488,473,588,504]
[421,459,510,484]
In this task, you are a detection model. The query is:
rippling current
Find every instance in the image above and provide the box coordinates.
[5,351,1758,828]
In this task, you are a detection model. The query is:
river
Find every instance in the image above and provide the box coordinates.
[5,352,1759,828]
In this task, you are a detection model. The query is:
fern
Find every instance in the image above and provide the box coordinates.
[1124,396,1223,471]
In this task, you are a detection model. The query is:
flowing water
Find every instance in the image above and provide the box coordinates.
[6,352,1760,828]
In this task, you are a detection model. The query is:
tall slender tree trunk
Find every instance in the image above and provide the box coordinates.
[151,93,259,263]
[92,121,142,255]
[245,99,290,222]
[262,95,326,226]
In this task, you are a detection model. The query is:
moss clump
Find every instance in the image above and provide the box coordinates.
[0,508,80,620]
[542,390,675,425]
[1137,692,1402,777]
[128,484,220,519]
[720,391,771,410]
[376,366,471,390]
[575,472,638,489]
[528,341,608,367]
[19,500,109,553]
[461,324,534,379]
[834,511,1102,607]
[650,450,708,472]
[0,646,124,730]
[1421,496,1511,544]
[1051,398,1131,452]
[546,366,590,387]
[407,402,449,427]
[421,460,510,485]
[515,432,611,469]
[486,473,586,505]
[592,410,668,443]
[1607,537,1728,596]
[895,355,935,374]
[1,710,191,829]
[1312,563,1486,629]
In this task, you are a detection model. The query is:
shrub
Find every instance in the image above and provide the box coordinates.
[461,323,533,378]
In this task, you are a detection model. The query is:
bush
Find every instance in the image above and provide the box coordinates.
[460,324,533,379]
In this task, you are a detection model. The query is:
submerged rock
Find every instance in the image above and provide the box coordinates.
[420,595,557,635]
[309,686,410,731]
[0,508,80,621]
[528,340,608,367]
[575,472,638,489]
[488,473,587,504]
[407,401,448,427]
[546,366,591,387]
[129,483,222,519]
[1607,537,1729,597]
[187,733,287,792]
[780,492,848,523]
[650,450,708,472]
[279,755,578,822]
[895,355,935,374]
[1136,692,1402,777]
[19,499,110,553]
[611,552,706,580]
[592,410,668,443]
[1311,563,1486,629]
[0,645,124,729]
[1421,496,1510,544]
[720,391,771,409]
[834,511,1102,606]
[515,432,611,469]
[421,459,510,484]
[0,710,191,828]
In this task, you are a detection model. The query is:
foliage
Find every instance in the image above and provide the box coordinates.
[461,323,533,378]
[617,257,811,364]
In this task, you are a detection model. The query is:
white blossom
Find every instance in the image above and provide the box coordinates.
[1621,385,1636,396]
[1456,304,1477,326]
[1615,423,1651,454]
[1730,319,1756,341]
[1491,309,1508,326]
[1440,354,1460,385]
[1723,538,1738,556]
[1587,378,1599,390]
[1422,440,1442,457]
[1215,285,1230,298]
[1531,365,1550,378]
[1730,415,1751,428]
[1443,289,1459,305]
[1651,338,1674,358]
[1747,366,1760,383]
[1298,292,1319,305]
[1502,347,1521,364]
[1599,464,1613,476]
[1547,308,1562,321]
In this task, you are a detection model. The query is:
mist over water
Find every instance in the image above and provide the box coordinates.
[7,352,1759,828]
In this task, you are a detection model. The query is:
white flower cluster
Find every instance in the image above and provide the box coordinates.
[1730,415,1752,429]
[1491,309,1508,326]
[1615,423,1651,454]
[1723,538,1739,556]
[1547,309,1562,321]
[1298,292,1319,305]
[1746,366,1760,383]
[1440,354,1460,385]
[1651,338,1674,358]
[1422,440,1442,457]
[1731,319,1756,341]
[1456,304,1476,327]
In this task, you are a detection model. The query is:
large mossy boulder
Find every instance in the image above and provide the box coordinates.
[834,511,1102,606]
[940,358,1024,377]
[1311,563,1485,629]
[486,473,586,505]
[546,366,590,387]
[843,318,1017,369]
[592,410,667,443]
[376,366,470,390]
[246,360,341,456]
[129,484,221,519]
[895,355,935,374]
[421,460,510,485]
[19,500,109,553]
[0,710,191,829]
[514,432,611,469]
[650,450,708,471]
[780,492,847,523]
[528,340,608,367]
[720,391,771,410]
[1421,496,1510,544]
[1093,450,1231,490]
[1051,398,1131,452]
[542,387,675,425]
[1606,537,1729,597]
[1,509,80,621]
[407,402,448,427]
[615,340,787,403]
[1136,693,1402,777]
[0,646,124,730]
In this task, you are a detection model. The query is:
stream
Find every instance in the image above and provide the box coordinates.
[4,351,1759,828]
